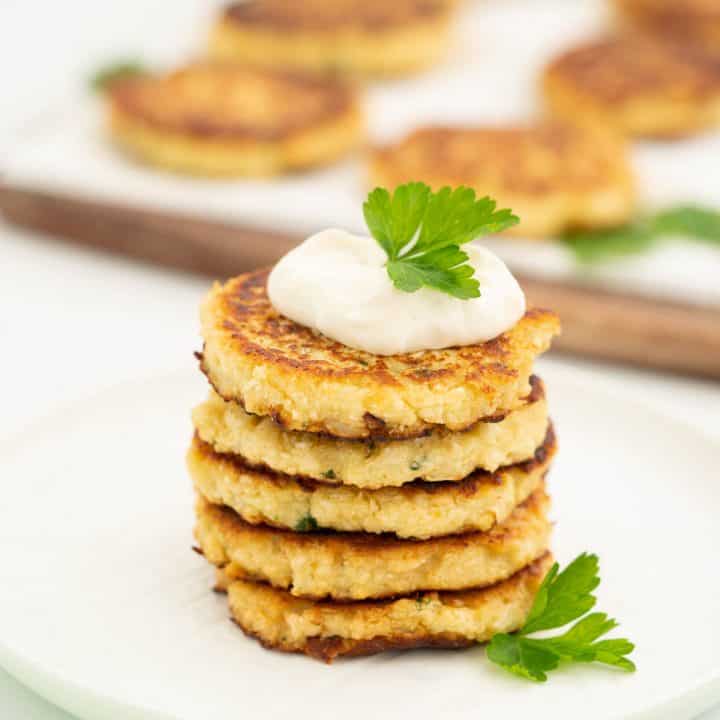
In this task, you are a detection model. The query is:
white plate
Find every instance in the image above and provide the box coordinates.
[0,366,719,720]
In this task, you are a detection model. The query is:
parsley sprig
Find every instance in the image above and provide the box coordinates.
[563,205,720,263]
[363,182,518,299]
[487,553,635,682]
[91,59,147,92]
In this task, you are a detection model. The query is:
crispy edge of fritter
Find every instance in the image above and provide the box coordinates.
[109,104,363,176]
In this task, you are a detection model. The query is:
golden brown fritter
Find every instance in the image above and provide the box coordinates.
[614,0,720,53]
[193,376,549,487]
[199,269,560,439]
[369,123,635,238]
[543,35,720,138]
[216,554,553,662]
[188,425,555,539]
[209,0,455,77]
[194,487,551,600]
[108,62,363,176]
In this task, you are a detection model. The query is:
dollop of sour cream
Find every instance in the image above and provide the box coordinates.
[268,229,526,356]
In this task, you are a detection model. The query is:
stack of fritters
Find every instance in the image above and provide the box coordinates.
[189,269,560,662]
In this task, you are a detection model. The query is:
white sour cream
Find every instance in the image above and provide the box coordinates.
[267,229,526,356]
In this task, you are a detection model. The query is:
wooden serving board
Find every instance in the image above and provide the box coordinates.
[2,181,719,379]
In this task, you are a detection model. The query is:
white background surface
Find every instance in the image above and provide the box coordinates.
[1,1,720,717]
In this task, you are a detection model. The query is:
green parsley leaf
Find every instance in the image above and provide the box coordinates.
[363,183,431,259]
[563,223,657,264]
[562,205,720,263]
[415,594,432,609]
[522,552,599,634]
[294,514,318,532]
[651,205,720,244]
[486,633,560,682]
[486,553,635,682]
[91,60,147,92]
[363,183,518,299]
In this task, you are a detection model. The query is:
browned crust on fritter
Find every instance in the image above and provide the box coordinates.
[242,622,475,661]
[614,0,720,50]
[199,268,560,438]
[223,0,451,32]
[193,421,555,499]
[205,270,552,380]
[544,35,720,105]
[109,63,357,140]
[218,553,552,662]
[371,122,628,195]
[524,373,544,405]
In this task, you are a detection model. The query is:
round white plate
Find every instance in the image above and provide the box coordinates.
[1,367,719,720]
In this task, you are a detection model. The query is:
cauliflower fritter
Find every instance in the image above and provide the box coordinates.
[209,0,455,77]
[108,62,362,175]
[370,123,635,238]
[543,35,720,138]
[199,270,560,438]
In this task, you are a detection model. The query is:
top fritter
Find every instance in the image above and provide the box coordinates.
[199,268,559,439]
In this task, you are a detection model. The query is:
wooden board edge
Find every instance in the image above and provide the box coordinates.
[0,182,298,275]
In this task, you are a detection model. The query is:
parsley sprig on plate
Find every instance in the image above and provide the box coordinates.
[487,553,636,682]
[363,182,518,299]
[563,205,720,263]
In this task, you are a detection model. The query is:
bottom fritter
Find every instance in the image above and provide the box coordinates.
[214,553,553,662]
